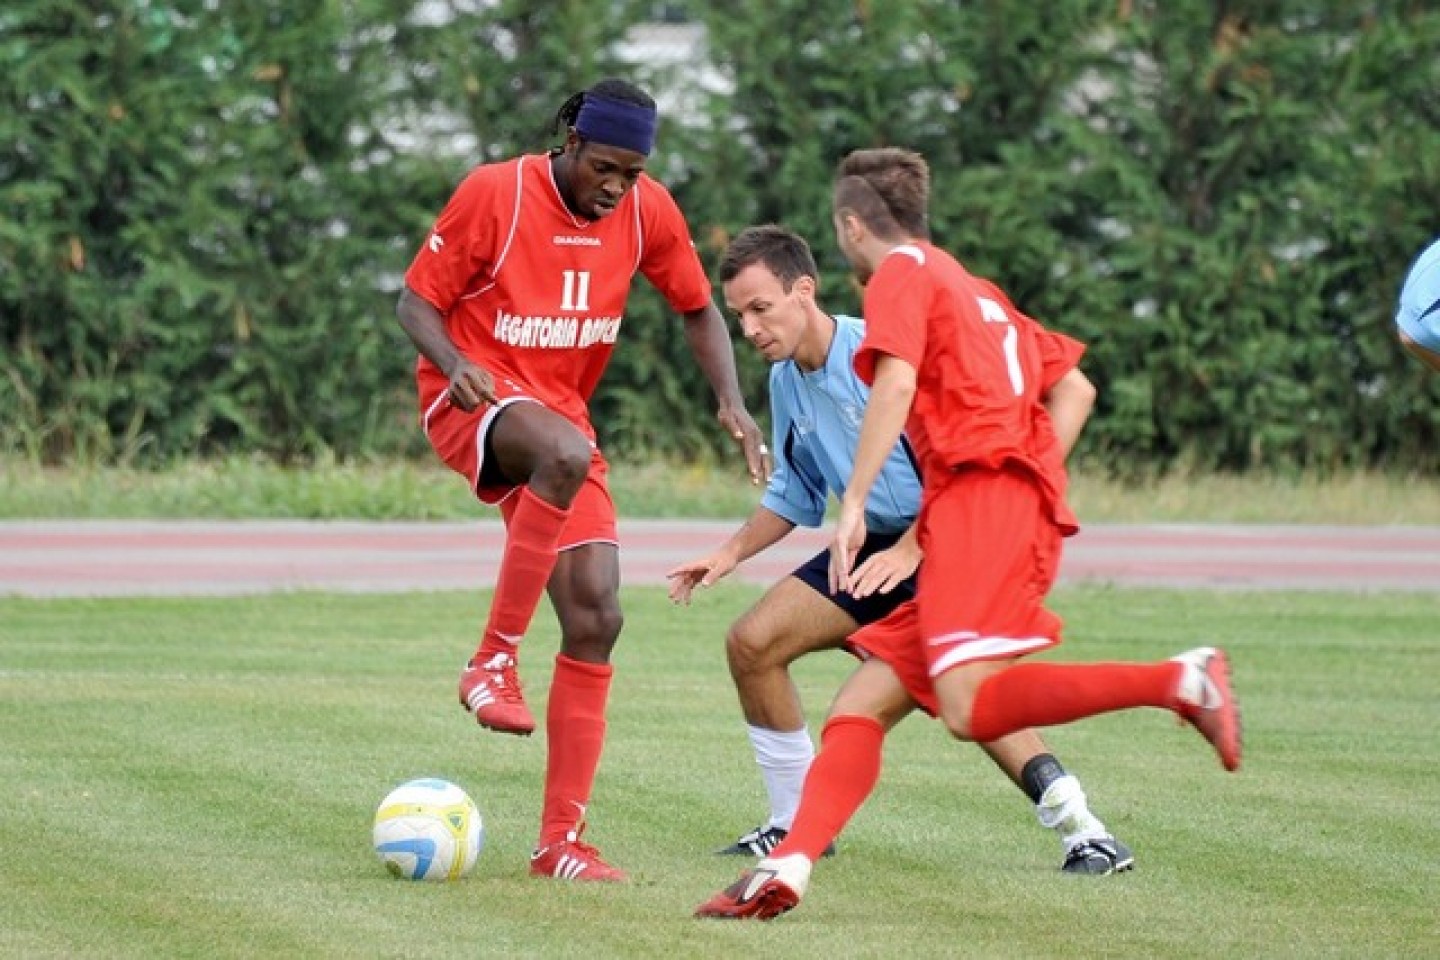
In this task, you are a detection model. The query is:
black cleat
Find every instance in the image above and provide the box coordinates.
[1061,837,1135,875]
[716,826,835,858]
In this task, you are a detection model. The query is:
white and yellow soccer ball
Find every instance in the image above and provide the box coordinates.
[372,778,484,881]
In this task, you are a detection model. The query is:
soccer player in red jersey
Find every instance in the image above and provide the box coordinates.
[696,148,1241,920]
[397,78,767,883]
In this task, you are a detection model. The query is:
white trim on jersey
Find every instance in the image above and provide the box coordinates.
[458,156,527,302]
[558,536,619,552]
[892,243,926,265]
[630,178,644,274]
[927,633,1055,677]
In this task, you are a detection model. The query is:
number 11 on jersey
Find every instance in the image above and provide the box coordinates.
[561,270,592,312]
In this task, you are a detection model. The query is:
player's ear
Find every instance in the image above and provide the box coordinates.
[794,275,817,304]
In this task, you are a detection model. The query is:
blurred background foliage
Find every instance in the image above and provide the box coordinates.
[2,0,1437,474]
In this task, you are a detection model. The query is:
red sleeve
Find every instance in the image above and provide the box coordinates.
[853,255,930,385]
[403,162,510,314]
[1035,327,1086,392]
[635,174,713,315]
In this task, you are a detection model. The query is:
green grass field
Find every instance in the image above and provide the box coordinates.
[2,585,1438,959]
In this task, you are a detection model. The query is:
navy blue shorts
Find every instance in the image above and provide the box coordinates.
[791,530,918,626]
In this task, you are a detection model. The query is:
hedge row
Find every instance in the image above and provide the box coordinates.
[3,0,1437,472]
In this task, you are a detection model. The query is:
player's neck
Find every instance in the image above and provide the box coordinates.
[548,153,585,220]
[794,308,835,373]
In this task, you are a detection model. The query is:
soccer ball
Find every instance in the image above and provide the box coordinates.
[372,778,484,881]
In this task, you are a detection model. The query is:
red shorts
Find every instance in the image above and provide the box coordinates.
[849,466,1065,715]
[420,382,617,550]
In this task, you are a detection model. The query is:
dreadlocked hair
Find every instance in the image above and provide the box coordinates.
[551,78,656,135]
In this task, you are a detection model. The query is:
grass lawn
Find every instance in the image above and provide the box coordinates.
[2,585,1437,959]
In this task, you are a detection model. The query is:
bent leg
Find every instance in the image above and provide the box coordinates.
[724,577,858,837]
[727,576,858,730]
[476,403,595,662]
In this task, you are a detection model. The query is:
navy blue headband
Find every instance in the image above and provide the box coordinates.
[574,94,658,156]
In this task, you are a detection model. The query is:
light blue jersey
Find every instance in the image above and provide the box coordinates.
[1396,237,1440,353]
[762,314,922,535]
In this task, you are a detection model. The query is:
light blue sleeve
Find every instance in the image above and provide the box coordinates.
[760,369,828,528]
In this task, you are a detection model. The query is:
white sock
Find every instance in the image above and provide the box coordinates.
[746,724,814,831]
[1036,774,1110,849]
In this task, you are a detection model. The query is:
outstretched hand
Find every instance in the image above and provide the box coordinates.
[717,405,771,485]
[666,549,740,605]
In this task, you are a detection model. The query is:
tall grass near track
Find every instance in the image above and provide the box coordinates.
[3,456,1439,523]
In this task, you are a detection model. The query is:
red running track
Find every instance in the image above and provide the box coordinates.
[1,520,1437,598]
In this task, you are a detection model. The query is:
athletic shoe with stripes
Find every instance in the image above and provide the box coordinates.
[1170,646,1242,771]
[458,652,535,736]
[715,825,835,858]
[694,854,812,920]
[529,828,626,883]
[1061,837,1135,875]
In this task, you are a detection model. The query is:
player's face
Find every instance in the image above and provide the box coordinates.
[723,263,812,363]
[560,138,647,220]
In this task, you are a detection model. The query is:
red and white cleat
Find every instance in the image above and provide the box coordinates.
[694,854,812,920]
[1171,646,1242,771]
[458,652,535,736]
[529,827,627,883]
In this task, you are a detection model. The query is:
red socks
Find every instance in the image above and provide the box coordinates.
[476,487,570,662]
[968,661,1184,743]
[539,654,612,846]
[772,715,884,862]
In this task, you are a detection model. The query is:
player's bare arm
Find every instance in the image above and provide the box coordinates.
[682,303,772,484]
[829,354,917,593]
[395,287,498,411]
[667,506,796,605]
[1043,367,1097,457]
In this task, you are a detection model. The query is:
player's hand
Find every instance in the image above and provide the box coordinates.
[446,359,498,412]
[848,537,921,600]
[717,404,771,486]
[666,549,740,605]
[828,500,867,594]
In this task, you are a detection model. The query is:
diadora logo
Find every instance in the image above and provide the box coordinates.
[553,235,601,247]
[428,232,444,253]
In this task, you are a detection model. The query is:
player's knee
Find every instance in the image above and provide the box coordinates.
[532,432,592,495]
[562,601,623,660]
[724,618,777,677]
[583,599,623,648]
[939,705,978,742]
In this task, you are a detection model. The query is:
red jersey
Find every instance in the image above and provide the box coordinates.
[403,153,713,437]
[853,242,1082,533]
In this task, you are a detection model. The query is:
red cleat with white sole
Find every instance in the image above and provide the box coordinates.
[458,652,535,736]
[529,827,627,883]
[694,854,812,920]
[1171,646,1242,771]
